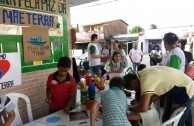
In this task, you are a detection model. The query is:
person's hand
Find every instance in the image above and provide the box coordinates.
[45,97,52,104]
[101,55,106,58]
[98,107,103,113]
[130,99,137,105]
[63,105,71,114]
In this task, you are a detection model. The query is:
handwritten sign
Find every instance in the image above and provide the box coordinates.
[0,53,21,89]
[0,7,58,28]
[0,0,66,14]
[22,27,51,62]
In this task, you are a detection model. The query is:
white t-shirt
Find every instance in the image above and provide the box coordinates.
[87,43,101,67]
[162,47,185,72]
[150,50,162,56]
[161,52,169,66]
[100,48,111,66]
[129,48,143,63]
[112,49,126,57]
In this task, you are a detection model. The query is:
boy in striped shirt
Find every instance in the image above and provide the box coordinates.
[90,77,131,126]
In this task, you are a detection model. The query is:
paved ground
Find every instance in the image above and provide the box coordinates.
[125,53,150,73]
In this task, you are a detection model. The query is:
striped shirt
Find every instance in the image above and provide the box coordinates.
[95,87,131,126]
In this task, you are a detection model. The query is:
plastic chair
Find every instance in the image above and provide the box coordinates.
[5,93,33,126]
[161,107,186,126]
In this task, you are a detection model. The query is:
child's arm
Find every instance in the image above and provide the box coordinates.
[129,93,152,113]
[90,100,99,126]
[111,66,124,73]
[63,92,76,114]
[110,63,117,72]
[4,110,15,126]
[45,87,52,104]
[127,113,141,121]
[64,78,76,114]
[151,94,160,102]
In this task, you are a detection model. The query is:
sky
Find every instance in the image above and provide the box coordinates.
[70,0,194,30]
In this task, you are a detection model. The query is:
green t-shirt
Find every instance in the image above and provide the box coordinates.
[109,60,125,71]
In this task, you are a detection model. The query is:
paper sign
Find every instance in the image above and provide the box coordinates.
[0,53,21,89]
[0,7,58,28]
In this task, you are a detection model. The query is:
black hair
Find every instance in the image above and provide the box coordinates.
[112,51,120,60]
[123,73,138,90]
[184,51,193,63]
[109,77,125,89]
[163,32,178,45]
[91,34,98,41]
[137,64,146,71]
[106,39,111,44]
[114,40,122,49]
[154,45,160,51]
[57,56,71,68]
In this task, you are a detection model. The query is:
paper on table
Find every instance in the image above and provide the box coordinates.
[35,115,66,126]
[35,122,51,126]
[69,110,89,121]
[46,116,61,123]
[67,120,102,126]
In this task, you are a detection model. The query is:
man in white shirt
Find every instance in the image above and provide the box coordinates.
[129,44,143,72]
[87,34,108,76]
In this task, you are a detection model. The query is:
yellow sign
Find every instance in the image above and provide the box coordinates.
[34,61,42,65]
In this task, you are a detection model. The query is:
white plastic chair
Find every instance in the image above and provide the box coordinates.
[6,93,33,126]
[161,107,186,126]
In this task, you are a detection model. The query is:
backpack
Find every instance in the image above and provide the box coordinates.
[101,48,111,55]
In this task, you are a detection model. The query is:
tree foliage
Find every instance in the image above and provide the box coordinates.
[150,24,157,29]
[129,26,144,33]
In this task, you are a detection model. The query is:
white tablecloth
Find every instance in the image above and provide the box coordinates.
[23,108,102,126]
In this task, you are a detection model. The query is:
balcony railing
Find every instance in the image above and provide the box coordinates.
[76,31,104,42]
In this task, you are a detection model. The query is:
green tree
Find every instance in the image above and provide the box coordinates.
[150,24,157,29]
[129,26,144,33]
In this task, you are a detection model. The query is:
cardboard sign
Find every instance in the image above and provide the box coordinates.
[22,27,51,62]
[0,7,58,28]
[0,53,21,89]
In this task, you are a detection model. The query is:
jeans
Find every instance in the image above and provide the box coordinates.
[132,62,140,72]
[162,96,194,126]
